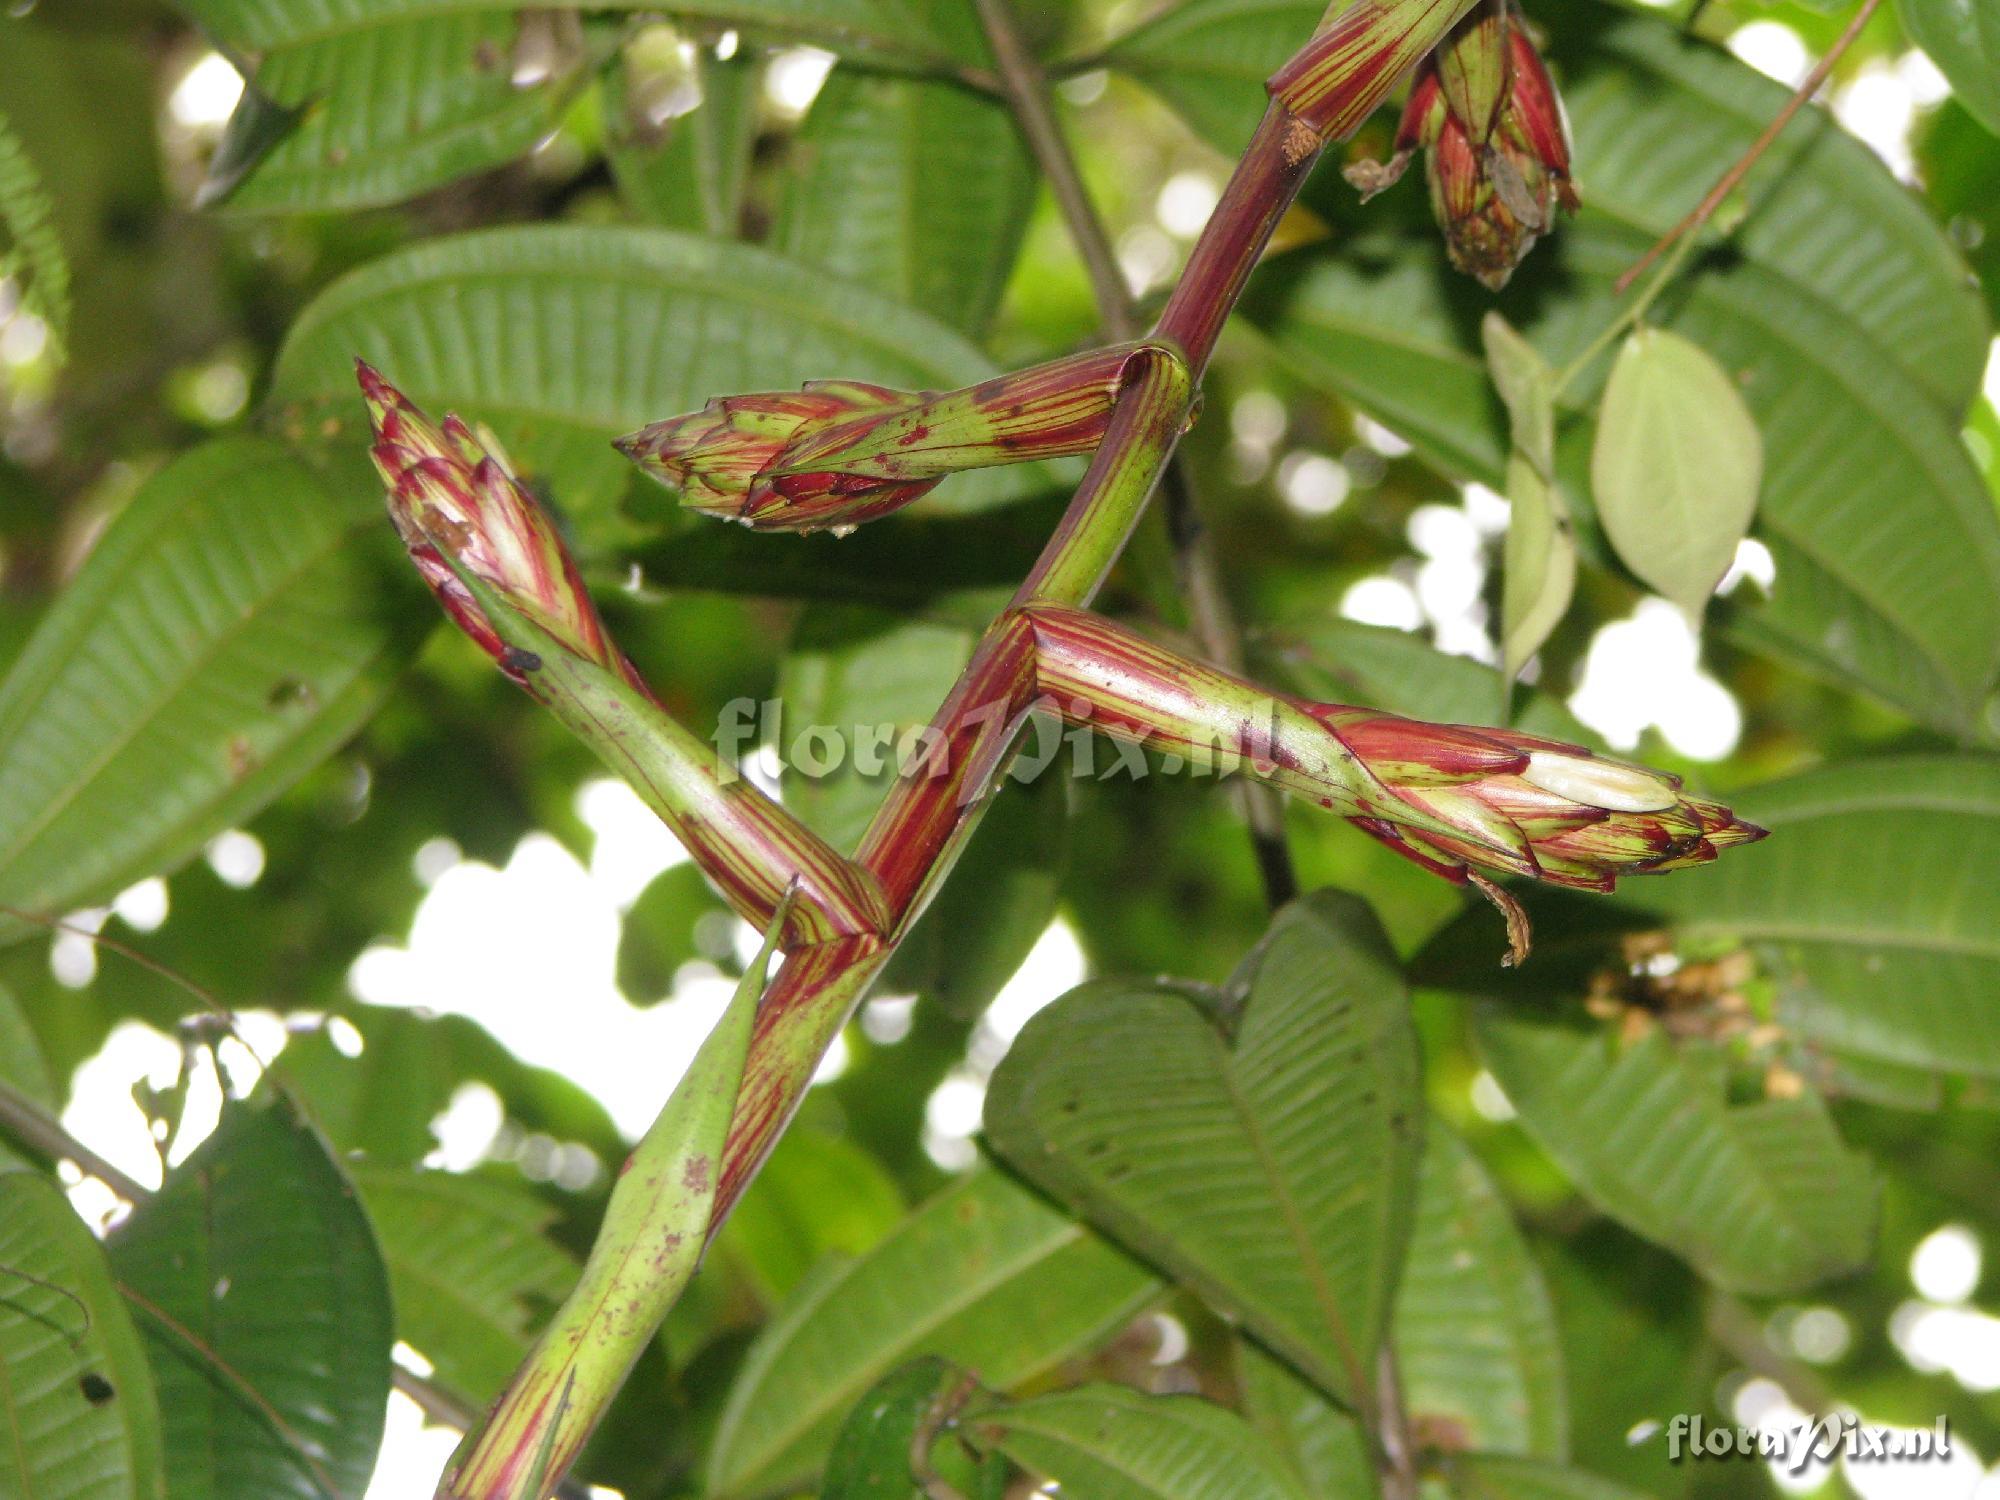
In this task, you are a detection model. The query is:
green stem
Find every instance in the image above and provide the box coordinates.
[1552,230,1699,396]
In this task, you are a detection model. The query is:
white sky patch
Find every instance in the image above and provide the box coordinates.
[1156,170,1220,238]
[1568,599,1742,761]
[112,877,170,933]
[168,50,243,130]
[1892,1300,2000,1392]
[1277,451,1351,517]
[348,832,737,1139]
[1911,1224,1983,1304]
[1985,339,2000,409]
[1340,576,1424,632]
[205,829,265,888]
[363,1389,463,1499]
[1117,224,1177,298]
[1836,61,1921,181]
[1728,21,1810,87]
[1718,536,1778,597]
[764,47,833,117]
[922,919,1086,1170]
[576,777,689,908]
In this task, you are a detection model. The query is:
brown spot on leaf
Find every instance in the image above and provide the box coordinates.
[681,1154,711,1193]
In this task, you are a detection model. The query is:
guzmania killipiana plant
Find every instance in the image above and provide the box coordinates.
[355,0,1765,1491]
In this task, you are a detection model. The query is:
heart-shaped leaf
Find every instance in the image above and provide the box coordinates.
[107,1094,394,1499]
[984,890,1424,1410]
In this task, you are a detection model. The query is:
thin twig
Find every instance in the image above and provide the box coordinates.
[1614,0,1882,293]
[973,0,1300,907]
[0,1077,151,1201]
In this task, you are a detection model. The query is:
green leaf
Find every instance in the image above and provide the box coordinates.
[983,890,1423,1408]
[1100,0,1320,154]
[0,1172,165,1498]
[1264,619,1596,745]
[107,1095,394,1499]
[1896,0,2000,137]
[269,225,1053,517]
[605,36,762,235]
[1444,1452,1652,1500]
[1233,1341,1377,1500]
[777,605,977,853]
[821,1357,995,1500]
[0,986,57,1172]
[349,1166,577,1407]
[211,13,579,213]
[706,1168,1161,1498]
[280,1002,626,1168]
[881,763,1070,1021]
[1481,313,1556,477]
[718,1129,906,1307]
[1244,221,2000,733]
[618,863,736,1003]
[967,1383,1316,1500]
[1498,452,1577,685]
[1540,0,1989,413]
[0,439,425,948]
[1602,756,2000,1082]
[1396,1126,1566,1458]
[0,104,71,364]
[1590,328,1762,617]
[1482,313,1576,680]
[775,16,1035,335]
[1469,1013,1876,1295]
[182,0,976,70]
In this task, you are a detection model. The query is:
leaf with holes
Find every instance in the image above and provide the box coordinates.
[106,1095,393,1499]
[0,1172,165,1499]
[1591,327,1762,617]
[984,890,1423,1409]
[706,1169,1160,1498]
[0,438,426,949]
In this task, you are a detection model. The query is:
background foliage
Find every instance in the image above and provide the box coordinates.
[1,0,1999,1495]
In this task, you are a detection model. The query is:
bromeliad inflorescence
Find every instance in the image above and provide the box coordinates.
[353,0,1752,1493]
